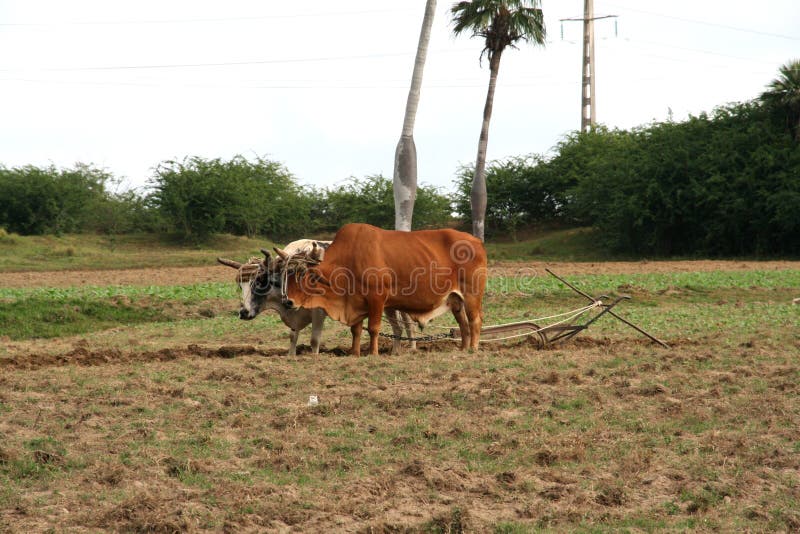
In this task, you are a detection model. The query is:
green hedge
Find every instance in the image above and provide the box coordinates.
[454,100,799,255]
[566,102,800,255]
[147,156,312,240]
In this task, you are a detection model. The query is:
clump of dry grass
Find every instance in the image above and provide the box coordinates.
[92,491,194,533]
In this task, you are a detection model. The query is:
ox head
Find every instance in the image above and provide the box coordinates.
[276,248,328,310]
[217,248,280,320]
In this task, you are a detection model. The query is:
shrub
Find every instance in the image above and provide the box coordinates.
[0,227,18,244]
[316,175,453,232]
[0,164,113,235]
[146,155,312,241]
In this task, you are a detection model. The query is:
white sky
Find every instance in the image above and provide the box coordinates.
[0,0,798,193]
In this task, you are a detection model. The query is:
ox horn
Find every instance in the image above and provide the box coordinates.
[217,257,242,269]
[273,247,289,260]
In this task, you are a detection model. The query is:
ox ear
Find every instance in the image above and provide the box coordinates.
[273,247,289,260]
[217,257,242,269]
[310,241,325,261]
[307,266,330,286]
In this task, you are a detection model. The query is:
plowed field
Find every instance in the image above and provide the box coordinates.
[1,261,798,532]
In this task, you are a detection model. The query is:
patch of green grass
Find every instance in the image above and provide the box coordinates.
[0,296,169,339]
[1,437,71,482]
[679,484,732,513]
[0,266,795,342]
[494,522,535,534]
[0,282,237,301]
[0,227,18,245]
[0,229,620,272]
[485,227,615,261]
[0,232,280,271]
[422,506,469,534]
[488,269,800,296]
[574,517,671,532]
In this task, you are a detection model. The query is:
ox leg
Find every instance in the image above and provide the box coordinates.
[350,322,363,357]
[288,329,299,356]
[401,311,417,352]
[464,294,484,351]
[310,309,325,355]
[385,309,403,355]
[367,299,384,356]
[449,295,470,350]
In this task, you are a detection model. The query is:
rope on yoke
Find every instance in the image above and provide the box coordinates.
[279,254,321,302]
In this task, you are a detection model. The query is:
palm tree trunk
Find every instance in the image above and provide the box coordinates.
[394,0,437,232]
[472,50,503,241]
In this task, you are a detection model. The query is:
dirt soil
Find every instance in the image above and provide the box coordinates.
[1,335,798,532]
[2,259,799,288]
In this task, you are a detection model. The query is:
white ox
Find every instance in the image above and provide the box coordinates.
[218,239,415,355]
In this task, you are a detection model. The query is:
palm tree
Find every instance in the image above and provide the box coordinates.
[451,0,545,241]
[394,0,437,232]
[762,59,800,141]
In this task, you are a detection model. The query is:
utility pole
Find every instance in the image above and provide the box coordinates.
[561,3,616,132]
[581,0,596,132]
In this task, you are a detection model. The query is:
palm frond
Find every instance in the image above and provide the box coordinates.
[450,1,495,37]
[509,7,546,45]
[762,59,800,105]
[450,0,547,53]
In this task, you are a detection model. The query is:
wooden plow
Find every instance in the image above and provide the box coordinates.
[470,269,668,349]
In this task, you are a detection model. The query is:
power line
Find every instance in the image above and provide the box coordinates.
[0,37,779,76]
[605,3,800,41]
[556,31,783,67]
[0,52,418,73]
[0,8,415,27]
[621,37,781,65]
[0,47,477,73]
[0,76,583,90]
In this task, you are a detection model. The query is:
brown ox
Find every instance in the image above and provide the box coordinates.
[281,223,487,356]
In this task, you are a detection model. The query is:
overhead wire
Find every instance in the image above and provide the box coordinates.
[0,7,417,27]
[0,76,583,90]
[0,6,792,91]
[0,52,416,73]
[604,2,800,41]
[0,35,780,75]
[0,48,480,73]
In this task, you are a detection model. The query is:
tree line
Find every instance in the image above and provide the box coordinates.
[0,157,453,242]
